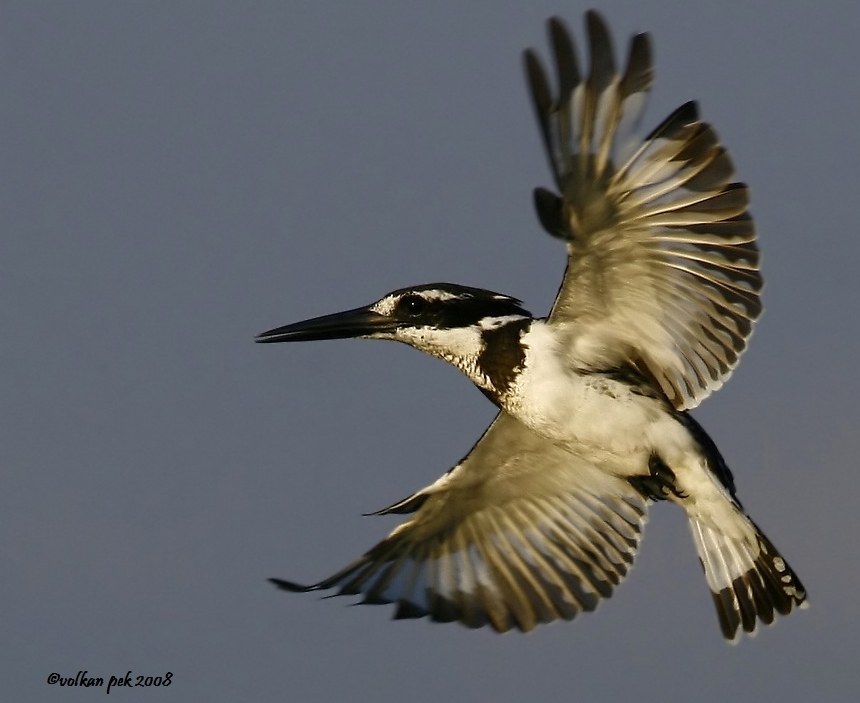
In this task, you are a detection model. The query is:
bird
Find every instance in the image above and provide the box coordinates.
[256,9,807,641]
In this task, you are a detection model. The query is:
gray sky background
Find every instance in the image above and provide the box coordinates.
[4,1,859,701]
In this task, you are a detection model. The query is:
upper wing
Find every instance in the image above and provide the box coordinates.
[271,412,649,633]
[524,12,762,410]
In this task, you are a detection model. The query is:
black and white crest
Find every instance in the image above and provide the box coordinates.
[371,283,532,330]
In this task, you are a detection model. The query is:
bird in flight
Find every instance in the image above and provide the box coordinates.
[257,9,806,641]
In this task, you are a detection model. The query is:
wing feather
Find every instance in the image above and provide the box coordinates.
[526,12,762,409]
[271,413,649,632]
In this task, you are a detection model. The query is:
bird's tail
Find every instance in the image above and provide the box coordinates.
[689,516,807,641]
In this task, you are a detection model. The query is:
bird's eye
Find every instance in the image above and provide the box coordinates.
[401,295,426,317]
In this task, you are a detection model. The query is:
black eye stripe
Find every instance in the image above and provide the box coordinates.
[392,294,530,328]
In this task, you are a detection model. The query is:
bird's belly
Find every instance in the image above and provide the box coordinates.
[506,370,680,462]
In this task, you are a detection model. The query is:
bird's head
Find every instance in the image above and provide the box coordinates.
[256,283,533,390]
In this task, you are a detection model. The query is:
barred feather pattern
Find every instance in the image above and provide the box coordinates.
[272,414,650,633]
[690,517,808,641]
[525,11,762,411]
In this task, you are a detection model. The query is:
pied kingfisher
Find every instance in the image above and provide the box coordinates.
[257,10,806,641]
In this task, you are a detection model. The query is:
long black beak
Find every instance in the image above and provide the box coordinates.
[255,305,397,343]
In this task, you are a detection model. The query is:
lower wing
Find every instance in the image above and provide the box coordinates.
[272,412,649,633]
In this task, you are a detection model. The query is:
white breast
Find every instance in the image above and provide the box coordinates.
[504,322,693,465]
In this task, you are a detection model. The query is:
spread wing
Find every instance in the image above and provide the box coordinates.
[524,11,762,410]
[271,413,649,632]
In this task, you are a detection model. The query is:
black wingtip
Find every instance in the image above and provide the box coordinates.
[269,577,317,593]
[673,100,699,127]
[585,10,615,80]
[584,8,603,24]
[621,32,653,95]
[549,15,579,98]
[546,15,569,46]
[644,100,700,142]
[523,48,552,116]
[363,491,429,516]
[533,187,569,240]
[393,599,428,620]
